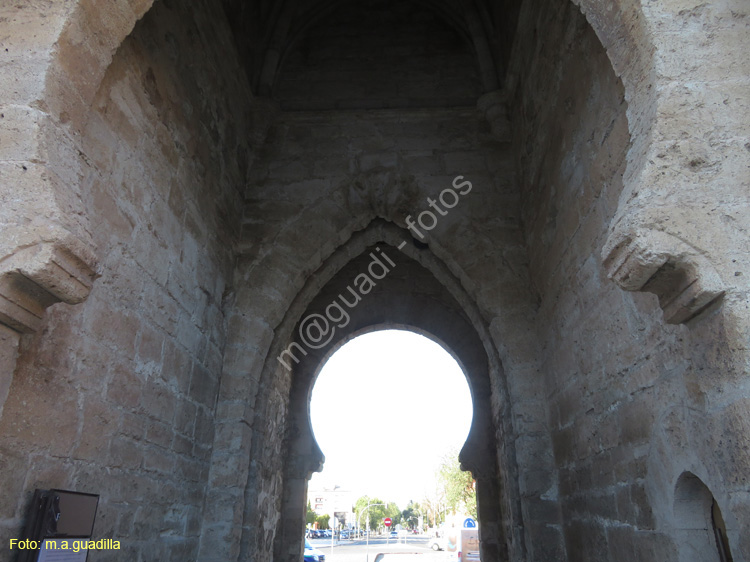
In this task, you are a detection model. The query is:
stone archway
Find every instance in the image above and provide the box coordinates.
[283,323,500,561]
[1,1,748,561]
[267,220,515,562]
[673,472,736,562]
[198,3,648,559]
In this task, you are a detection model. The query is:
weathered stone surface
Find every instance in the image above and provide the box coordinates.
[0,0,748,561]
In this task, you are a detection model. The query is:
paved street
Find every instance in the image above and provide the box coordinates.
[308,536,451,562]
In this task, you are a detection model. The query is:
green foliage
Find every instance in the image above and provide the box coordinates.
[386,502,401,523]
[316,514,330,530]
[354,496,384,530]
[437,450,477,519]
[354,496,401,530]
[401,500,423,528]
[306,501,317,526]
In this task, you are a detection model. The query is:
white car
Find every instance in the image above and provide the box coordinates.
[428,536,446,551]
[304,539,326,562]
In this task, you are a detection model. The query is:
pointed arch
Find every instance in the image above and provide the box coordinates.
[674,472,736,562]
[264,219,517,562]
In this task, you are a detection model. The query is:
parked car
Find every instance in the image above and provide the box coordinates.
[304,539,326,562]
[428,536,446,551]
[389,530,398,539]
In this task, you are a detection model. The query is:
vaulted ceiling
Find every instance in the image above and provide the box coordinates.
[221,0,523,104]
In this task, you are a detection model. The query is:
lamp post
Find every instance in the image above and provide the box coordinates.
[357,502,384,562]
[330,515,335,561]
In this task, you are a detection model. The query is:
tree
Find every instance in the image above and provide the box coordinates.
[354,496,386,530]
[402,500,423,529]
[354,496,401,531]
[386,502,401,527]
[316,514,330,530]
[306,501,317,526]
[436,450,477,519]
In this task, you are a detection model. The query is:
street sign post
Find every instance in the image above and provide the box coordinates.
[384,517,392,527]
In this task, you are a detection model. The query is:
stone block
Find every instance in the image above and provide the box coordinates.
[606,525,636,562]
[194,408,216,448]
[142,444,175,474]
[616,482,655,530]
[178,455,207,483]
[632,529,678,561]
[161,339,192,393]
[562,518,608,562]
[551,425,577,466]
[108,436,142,470]
[139,382,177,423]
[207,452,249,489]
[145,420,174,449]
[73,399,114,461]
[188,363,219,409]
[619,397,656,446]
[0,446,31,519]
[357,151,399,171]
[88,304,139,357]
[174,398,198,437]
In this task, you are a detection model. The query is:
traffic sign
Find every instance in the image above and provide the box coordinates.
[463,517,476,528]
[384,518,392,527]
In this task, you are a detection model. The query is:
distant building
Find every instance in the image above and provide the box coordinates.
[307,484,355,529]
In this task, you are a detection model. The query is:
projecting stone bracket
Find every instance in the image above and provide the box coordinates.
[459,432,495,481]
[477,90,510,141]
[0,241,98,333]
[602,230,725,324]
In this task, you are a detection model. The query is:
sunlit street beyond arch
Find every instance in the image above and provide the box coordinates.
[307,329,476,557]
[307,534,451,562]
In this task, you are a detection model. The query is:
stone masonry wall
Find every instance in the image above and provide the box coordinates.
[2,1,745,561]
[510,0,750,560]
[207,105,517,559]
[511,2,664,557]
[0,1,252,560]
[207,93,565,559]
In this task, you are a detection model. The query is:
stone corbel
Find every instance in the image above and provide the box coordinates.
[283,412,326,481]
[459,434,494,481]
[0,239,98,333]
[477,90,510,141]
[285,449,325,482]
[602,230,725,324]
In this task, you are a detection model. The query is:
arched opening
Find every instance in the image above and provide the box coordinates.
[6,0,750,560]
[269,226,515,562]
[308,329,474,528]
[674,472,734,562]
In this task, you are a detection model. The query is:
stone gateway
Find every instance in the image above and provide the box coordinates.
[0,1,748,561]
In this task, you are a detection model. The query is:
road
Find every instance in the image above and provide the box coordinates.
[308,536,450,562]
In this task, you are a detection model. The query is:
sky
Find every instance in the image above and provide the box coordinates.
[309,329,473,510]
